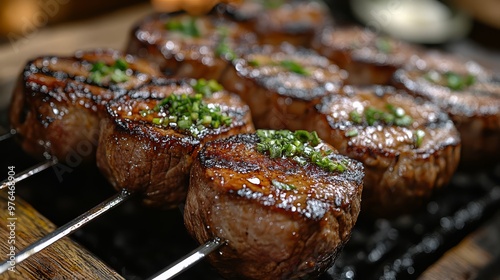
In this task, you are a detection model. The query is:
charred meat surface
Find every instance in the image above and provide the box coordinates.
[219,0,332,47]
[184,130,364,280]
[392,52,500,165]
[308,85,461,217]
[219,43,347,129]
[8,49,161,162]
[126,12,255,79]
[96,78,254,208]
[312,25,422,85]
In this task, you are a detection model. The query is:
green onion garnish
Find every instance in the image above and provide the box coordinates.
[256,129,346,172]
[280,60,309,76]
[349,103,413,127]
[375,37,392,53]
[424,70,476,91]
[414,129,425,148]
[89,58,130,85]
[345,129,359,137]
[165,17,200,37]
[215,28,236,61]
[272,180,296,191]
[149,93,232,136]
[262,0,284,9]
[248,60,260,67]
[191,79,223,97]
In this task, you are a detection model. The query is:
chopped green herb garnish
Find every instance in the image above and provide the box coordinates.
[414,129,425,148]
[272,180,296,191]
[149,93,232,137]
[262,0,284,9]
[114,58,129,71]
[165,17,200,37]
[215,28,236,61]
[424,70,476,91]
[345,129,359,137]
[349,104,413,127]
[215,40,236,61]
[191,79,223,97]
[349,111,362,124]
[280,60,309,76]
[375,37,392,53]
[248,60,260,67]
[89,58,130,85]
[256,129,347,172]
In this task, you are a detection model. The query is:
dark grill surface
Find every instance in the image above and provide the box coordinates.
[1,109,500,279]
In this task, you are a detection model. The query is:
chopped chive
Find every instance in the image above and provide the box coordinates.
[113,58,129,71]
[349,104,413,127]
[425,70,476,91]
[192,79,224,97]
[346,129,358,137]
[263,0,284,9]
[248,60,260,67]
[414,129,425,148]
[215,27,237,61]
[280,60,309,76]
[89,59,130,85]
[256,129,346,172]
[147,92,232,136]
[375,37,392,53]
[165,17,200,37]
[349,110,362,124]
[272,180,296,191]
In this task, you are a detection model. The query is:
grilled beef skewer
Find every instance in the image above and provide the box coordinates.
[184,130,364,280]
[219,0,332,47]
[126,12,255,79]
[312,25,422,85]
[392,51,500,165]
[220,43,347,129]
[307,85,461,217]
[96,78,254,208]
[8,49,161,162]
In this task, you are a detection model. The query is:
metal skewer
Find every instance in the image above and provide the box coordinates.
[0,158,58,190]
[148,238,225,280]
[0,130,14,142]
[0,189,132,274]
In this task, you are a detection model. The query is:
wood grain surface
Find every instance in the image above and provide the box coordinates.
[0,191,124,279]
[419,211,500,280]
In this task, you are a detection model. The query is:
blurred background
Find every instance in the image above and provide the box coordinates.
[0,0,499,105]
[0,0,149,38]
[2,0,499,44]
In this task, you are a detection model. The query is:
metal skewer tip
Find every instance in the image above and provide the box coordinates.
[148,238,225,280]
[0,189,132,274]
[1,158,58,190]
[0,129,15,142]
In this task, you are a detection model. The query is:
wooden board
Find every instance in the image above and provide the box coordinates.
[0,191,124,279]
[419,211,500,279]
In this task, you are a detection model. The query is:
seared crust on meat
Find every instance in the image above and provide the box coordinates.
[392,52,500,165]
[312,25,423,85]
[126,12,255,79]
[184,133,363,280]
[219,43,347,129]
[308,85,461,217]
[96,78,254,208]
[8,49,161,162]
[219,0,332,47]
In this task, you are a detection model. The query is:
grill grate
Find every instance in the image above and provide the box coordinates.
[324,166,500,280]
